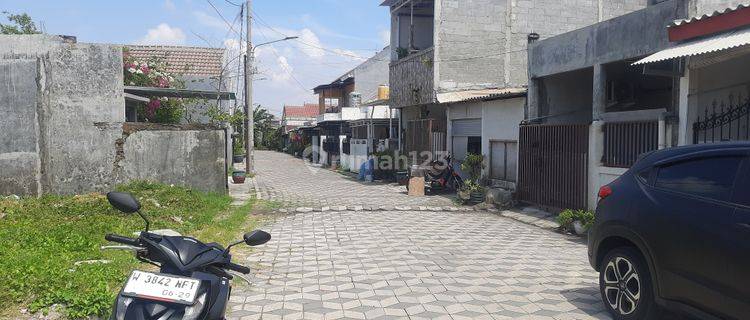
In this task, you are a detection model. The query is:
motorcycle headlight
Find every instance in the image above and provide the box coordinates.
[183,292,208,320]
[115,296,133,320]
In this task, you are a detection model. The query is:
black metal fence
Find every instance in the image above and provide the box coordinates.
[603,121,659,168]
[694,95,750,144]
[518,124,589,211]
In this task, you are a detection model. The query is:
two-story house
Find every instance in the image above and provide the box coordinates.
[311,46,398,171]
[382,0,647,189]
[522,0,744,211]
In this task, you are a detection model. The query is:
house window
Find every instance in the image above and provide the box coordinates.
[490,140,518,182]
[467,137,482,155]
[324,98,339,112]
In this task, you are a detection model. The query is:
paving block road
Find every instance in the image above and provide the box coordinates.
[228,151,612,319]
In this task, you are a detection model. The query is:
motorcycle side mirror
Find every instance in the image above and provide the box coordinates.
[106,192,150,232]
[107,192,141,213]
[244,230,271,246]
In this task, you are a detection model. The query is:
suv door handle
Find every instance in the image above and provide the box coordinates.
[735,223,750,231]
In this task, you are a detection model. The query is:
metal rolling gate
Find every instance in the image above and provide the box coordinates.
[518,124,589,211]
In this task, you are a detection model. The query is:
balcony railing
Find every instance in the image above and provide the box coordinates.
[389,47,434,108]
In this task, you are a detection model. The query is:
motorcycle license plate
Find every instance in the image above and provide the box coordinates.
[122,270,200,305]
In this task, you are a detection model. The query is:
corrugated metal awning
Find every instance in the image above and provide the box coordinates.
[436,87,527,104]
[124,93,150,103]
[124,86,236,100]
[670,3,750,27]
[633,27,750,65]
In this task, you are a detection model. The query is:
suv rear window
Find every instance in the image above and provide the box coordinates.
[655,156,743,201]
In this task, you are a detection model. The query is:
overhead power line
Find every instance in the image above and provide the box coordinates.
[205,0,242,37]
[252,19,312,93]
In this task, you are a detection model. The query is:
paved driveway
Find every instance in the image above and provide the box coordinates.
[250,151,456,208]
[229,151,611,320]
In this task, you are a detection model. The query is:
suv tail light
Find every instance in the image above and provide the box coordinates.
[598,185,612,200]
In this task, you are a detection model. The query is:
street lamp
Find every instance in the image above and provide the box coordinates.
[254,36,299,51]
[244,35,298,174]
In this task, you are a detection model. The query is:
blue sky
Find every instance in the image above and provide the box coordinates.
[1,0,391,115]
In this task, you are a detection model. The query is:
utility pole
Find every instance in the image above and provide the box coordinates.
[244,0,254,174]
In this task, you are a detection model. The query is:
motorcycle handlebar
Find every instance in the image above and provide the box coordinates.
[105,234,140,247]
[224,262,251,274]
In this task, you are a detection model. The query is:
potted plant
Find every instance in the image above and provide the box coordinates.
[396,47,409,60]
[233,153,245,164]
[232,139,245,164]
[460,181,486,205]
[557,209,595,235]
[231,170,246,184]
[459,153,486,205]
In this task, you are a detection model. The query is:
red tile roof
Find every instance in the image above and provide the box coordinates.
[124,45,225,77]
[283,104,319,118]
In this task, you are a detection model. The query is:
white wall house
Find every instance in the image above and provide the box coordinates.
[444,90,526,189]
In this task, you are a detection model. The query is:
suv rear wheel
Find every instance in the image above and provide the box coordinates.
[600,247,661,320]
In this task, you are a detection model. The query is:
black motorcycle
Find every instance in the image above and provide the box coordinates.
[103,191,270,320]
[407,154,464,194]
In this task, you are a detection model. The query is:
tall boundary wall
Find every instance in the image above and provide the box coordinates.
[0,35,227,196]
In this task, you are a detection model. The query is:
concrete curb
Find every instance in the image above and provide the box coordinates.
[279,205,476,213]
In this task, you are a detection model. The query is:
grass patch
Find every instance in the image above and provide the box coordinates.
[0,181,260,319]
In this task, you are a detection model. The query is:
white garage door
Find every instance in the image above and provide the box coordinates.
[451,119,481,137]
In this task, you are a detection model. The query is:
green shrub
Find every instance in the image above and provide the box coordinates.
[0,181,256,319]
[460,153,485,183]
[557,209,595,231]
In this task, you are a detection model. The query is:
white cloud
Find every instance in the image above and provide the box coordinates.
[297,28,325,59]
[221,25,377,115]
[272,55,293,82]
[193,11,229,31]
[164,0,176,11]
[224,38,247,57]
[138,23,186,45]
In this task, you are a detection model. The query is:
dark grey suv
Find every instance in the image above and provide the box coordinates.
[588,143,750,320]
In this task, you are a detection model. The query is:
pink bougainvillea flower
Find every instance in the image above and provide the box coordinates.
[157,77,170,88]
[147,99,161,116]
[140,65,150,74]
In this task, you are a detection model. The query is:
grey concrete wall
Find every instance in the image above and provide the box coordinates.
[0,35,228,196]
[528,0,688,78]
[353,46,390,103]
[42,42,126,195]
[0,59,40,196]
[538,68,594,124]
[182,74,230,124]
[117,125,227,193]
[434,0,647,92]
[435,0,507,92]
[691,0,747,16]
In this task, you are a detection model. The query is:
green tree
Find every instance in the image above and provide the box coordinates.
[253,105,274,129]
[253,105,282,150]
[1,11,40,35]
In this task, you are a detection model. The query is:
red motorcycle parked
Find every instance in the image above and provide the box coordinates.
[407,154,464,194]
